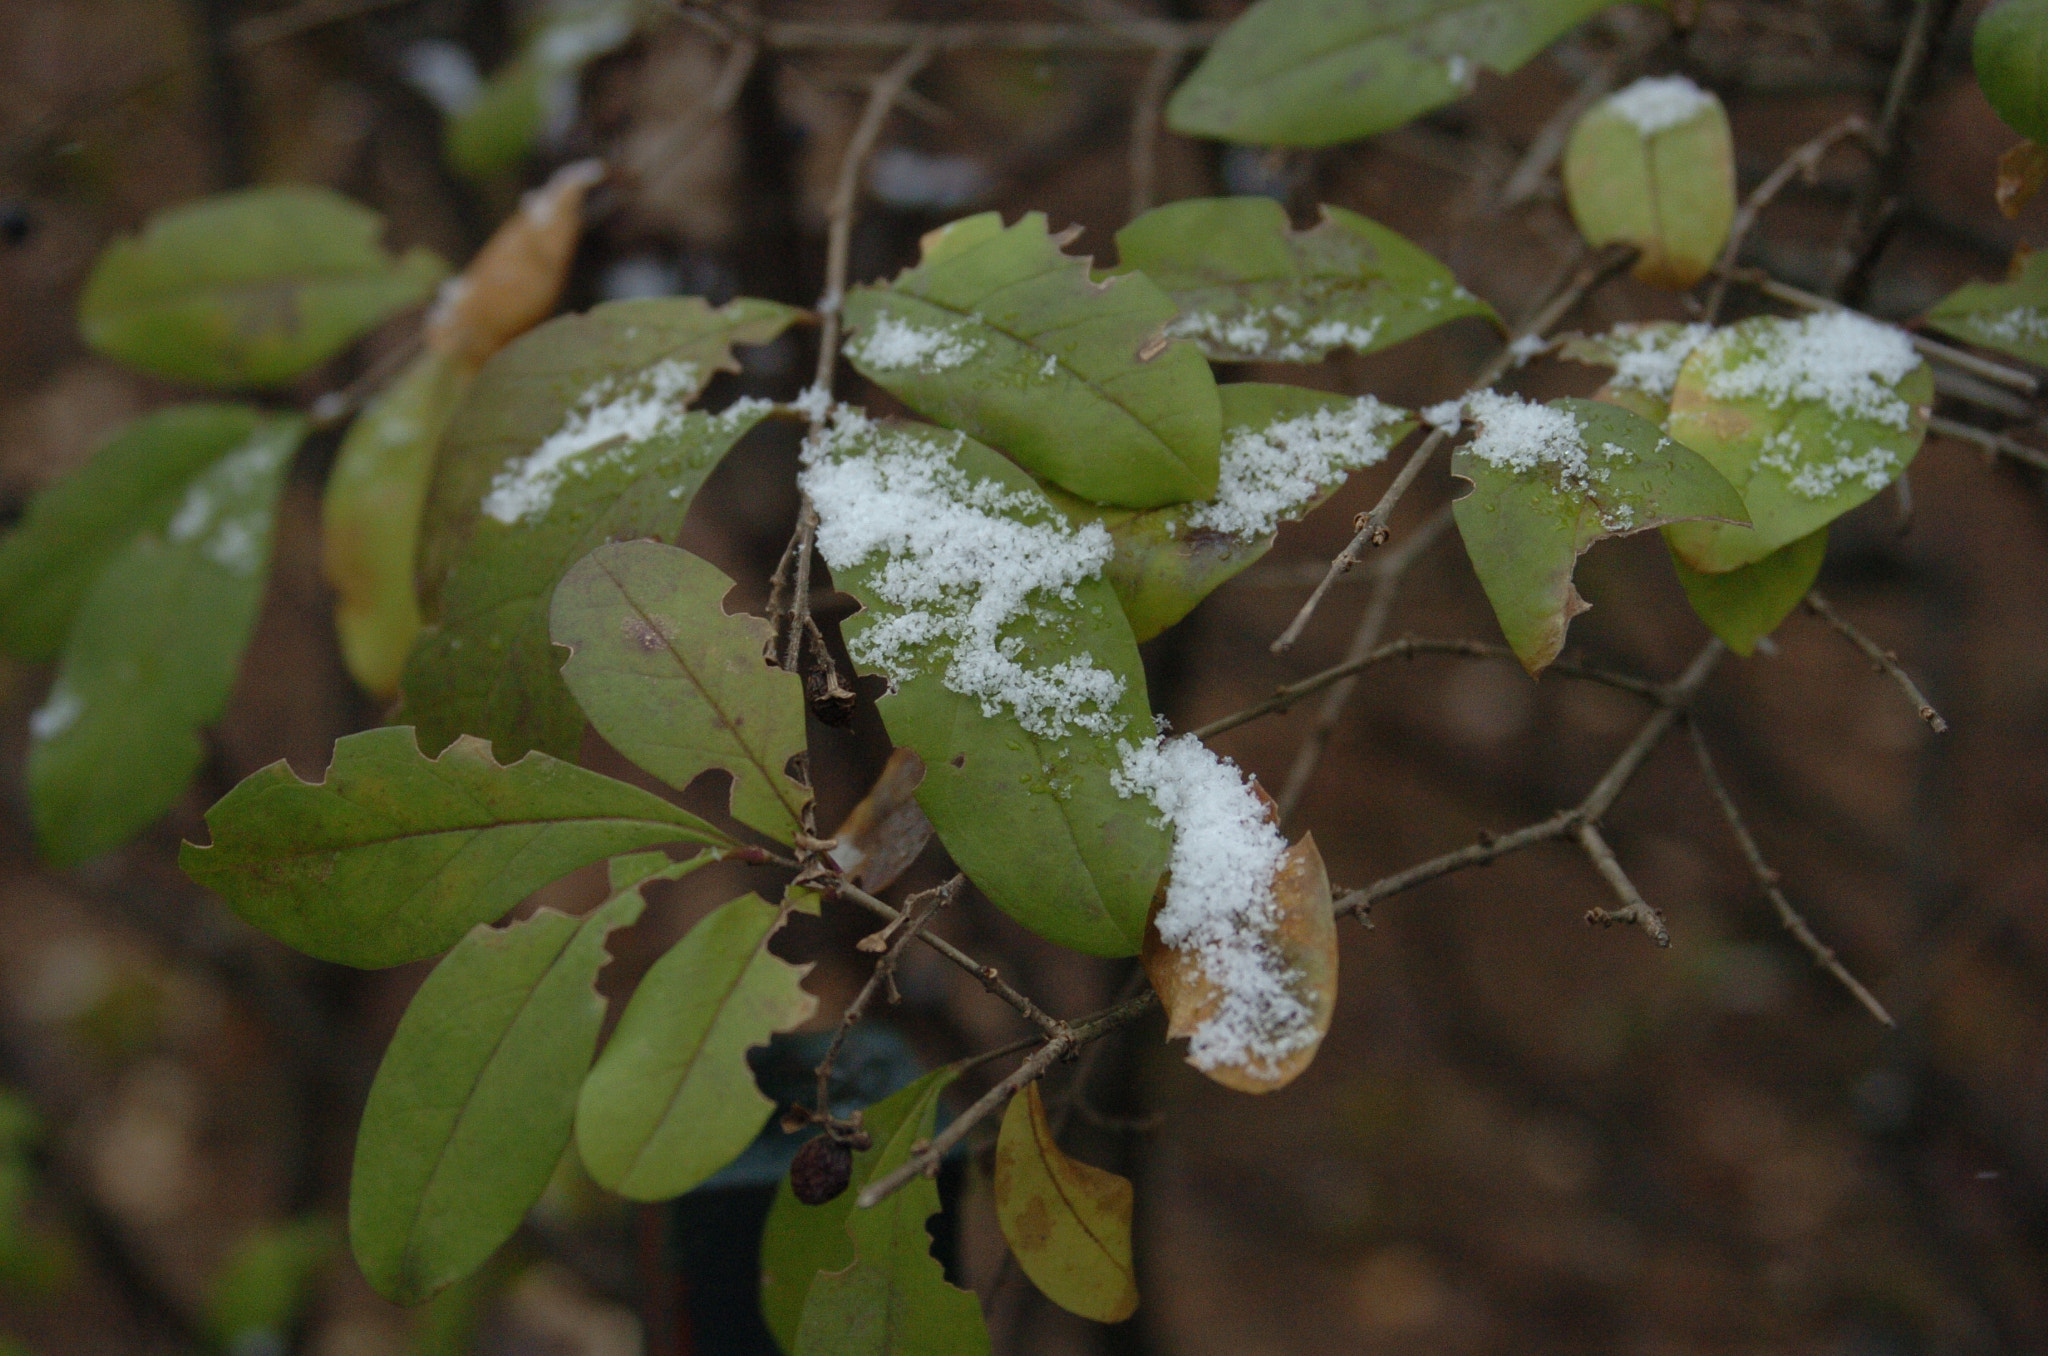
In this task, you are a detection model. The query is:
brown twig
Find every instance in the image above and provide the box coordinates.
[1128,41,1184,219]
[1577,820,1669,944]
[1703,115,1873,323]
[1686,721,1895,1024]
[812,877,962,1118]
[831,879,1066,1039]
[1928,414,2048,473]
[1831,0,1956,302]
[1803,590,1949,733]
[1271,242,1640,653]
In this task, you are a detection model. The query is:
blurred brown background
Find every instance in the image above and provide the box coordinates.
[2,0,2046,1353]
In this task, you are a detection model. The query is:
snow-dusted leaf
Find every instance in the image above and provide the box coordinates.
[993,1083,1138,1322]
[1662,312,1932,574]
[841,212,1220,509]
[829,748,935,895]
[1672,526,1825,657]
[80,186,446,388]
[1926,248,2048,368]
[1130,754,1335,1095]
[1976,0,2048,144]
[1452,395,1745,673]
[802,414,1170,957]
[1165,0,1632,147]
[445,0,637,179]
[181,726,732,968]
[1560,321,1714,423]
[574,892,815,1201]
[550,541,810,843]
[1563,75,1735,289]
[1043,384,1413,641]
[1113,197,1497,362]
[31,414,305,865]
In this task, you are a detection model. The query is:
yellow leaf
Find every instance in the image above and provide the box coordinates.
[993,1083,1138,1323]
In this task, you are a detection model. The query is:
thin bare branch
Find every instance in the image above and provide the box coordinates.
[1577,820,1669,944]
[1703,115,1872,323]
[1804,590,1949,733]
[1128,41,1184,219]
[813,877,961,1118]
[831,879,1066,1039]
[1928,414,2048,472]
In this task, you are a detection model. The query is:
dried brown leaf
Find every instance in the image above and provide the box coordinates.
[829,748,935,894]
[1997,141,2048,219]
[425,160,605,368]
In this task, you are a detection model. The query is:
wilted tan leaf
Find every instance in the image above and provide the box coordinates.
[993,1082,1138,1323]
[424,159,606,368]
[829,748,935,894]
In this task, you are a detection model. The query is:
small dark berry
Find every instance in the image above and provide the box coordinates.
[790,1134,854,1205]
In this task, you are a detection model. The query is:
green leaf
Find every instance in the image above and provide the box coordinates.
[1165,0,1633,147]
[1661,313,1932,574]
[1043,383,1413,640]
[351,862,687,1305]
[79,186,446,388]
[181,725,731,968]
[445,0,638,179]
[574,891,815,1201]
[0,405,273,662]
[324,349,473,699]
[1452,395,1745,672]
[30,414,306,865]
[841,212,1220,509]
[993,1083,1137,1323]
[806,417,1171,957]
[205,1217,337,1348]
[1671,526,1824,657]
[789,1069,989,1356]
[406,296,797,761]
[1113,197,1497,361]
[1977,0,2048,143]
[1562,76,1734,289]
[551,541,811,842]
[1926,247,2048,367]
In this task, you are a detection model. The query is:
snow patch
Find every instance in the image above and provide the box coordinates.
[1606,322,1711,397]
[1971,306,2048,346]
[1606,74,1716,135]
[1700,310,1921,428]
[1166,307,1382,361]
[480,359,703,524]
[1185,396,1406,538]
[847,313,981,374]
[166,437,289,576]
[29,687,81,742]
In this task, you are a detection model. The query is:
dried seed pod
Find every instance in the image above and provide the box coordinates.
[790,1133,854,1205]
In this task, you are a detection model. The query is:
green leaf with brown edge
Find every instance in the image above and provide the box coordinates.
[1977,0,2048,144]
[1661,313,1932,575]
[1113,197,1498,362]
[350,855,698,1305]
[792,1069,988,1356]
[1041,384,1413,641]
[30,413,306,866]
[841,212,1219,509]
[759,1070,955,1356]
[573,891,814,1201]
[1671,526,1826,657]
[1165,0,1636,147]
[1563,76,1734,289]
[79,186,446,389]
[0,405,276,662]
[404,398,775,763]
[1926,247,2048,367]
[180,725,733,968]
[807,417,1170,958]
[1452,395,1746,673]
[993,1082,1137,1323]
[324,349,474,699]
[551,540,810,843]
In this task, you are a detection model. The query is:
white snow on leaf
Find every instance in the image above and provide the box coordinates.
[1699,311,1921,428]
[1970,306,2048,345]
[1113,735,1314,1076]
[1166,308,1382,361]
[1753,428,1899,500]
[1422,399,1465,433]
[800,409,1126,739]
[28,687,81,742]
[165,437,290,576]
[1605,74,1716,136]
[1185,395,1406,538]
[1464,391,1657,501]
[1605,322,1711,397]
[479,360,702,524]
[847,313,981,374]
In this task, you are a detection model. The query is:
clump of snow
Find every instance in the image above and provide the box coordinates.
[1463,391,1591,479]
[1166,307,1382,361]
[1606,74,1716,135]
[1507,333,1549,367]
[1603,322,1712,397]
[1700,311,1920,428]
[479,360,703,524]
[28,686,81,742]
[799,410,1126,739]
[790,383,836,423]
[1422,399,1465,434]
[1113,735,1316,1076]
[1753,428,1899,500]
[1185,396,1405,538]
[847,313,982,374]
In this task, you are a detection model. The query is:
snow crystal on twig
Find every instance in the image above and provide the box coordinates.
[1185,396,1405,538]
[480,359,702,524]
[1113,735,1314,1076]
[847,313,981,374]
[1606,74,1716,135]
[1700,310,1920,428]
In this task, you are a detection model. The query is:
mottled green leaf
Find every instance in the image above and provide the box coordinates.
[446,0,638,179]
[807,418,1171,957]
[551,540,810,842]
[0,405,272,662]
[30,414,305,865]
[1166,0,1633,147]
[842,212,1220,509]
[405,296,796,760]
[790,1070,988,1356]
[1452,395,1744,672]
[1977,0,2048,144]
[1114,197,1497,362]
[993,1083,1137,1322]
[1671,526,1825,657]
[574,892,814,1200]
[351,861,691,1304]
[1563,76,1734,289]
[181,725,731,968]
[324,350,473,699]
[79,186,446,388]
[1661,313,1932,574]
[1926,248,2048,367]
